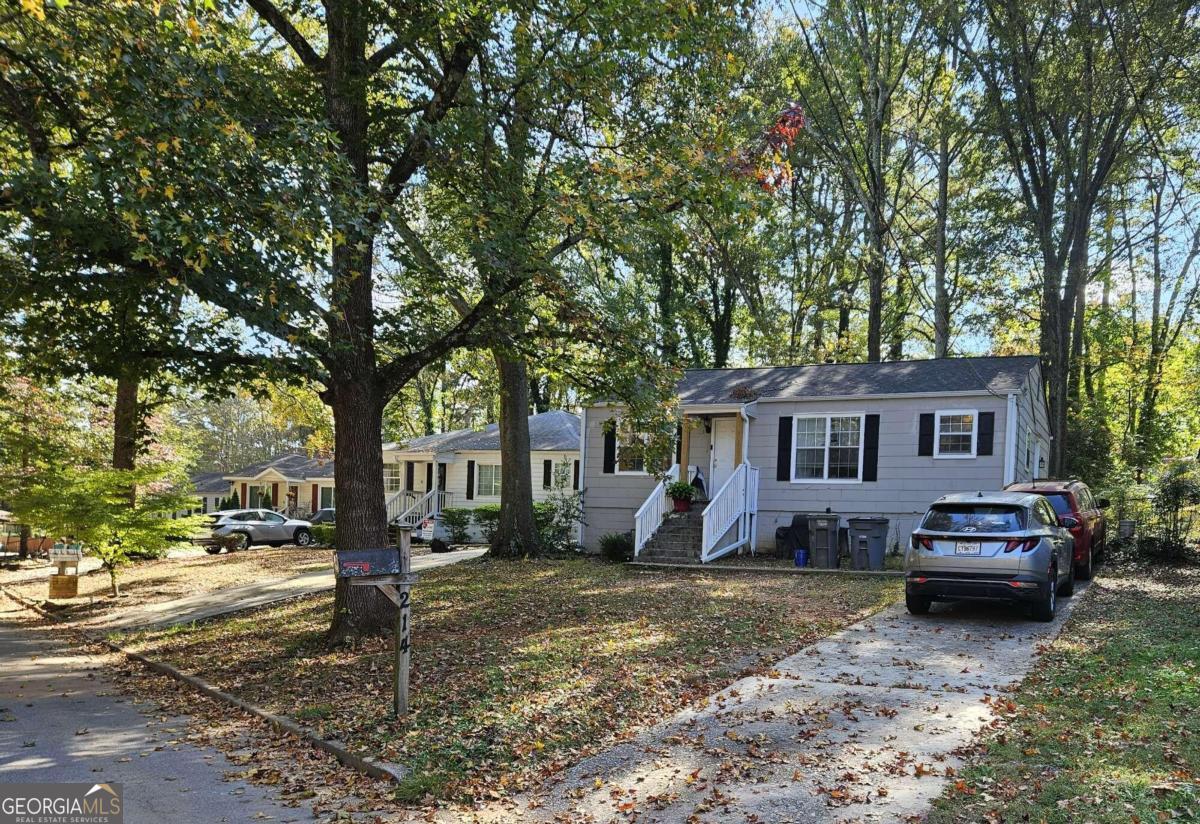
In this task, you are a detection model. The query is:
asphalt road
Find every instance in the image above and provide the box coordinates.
[0,599,305,823]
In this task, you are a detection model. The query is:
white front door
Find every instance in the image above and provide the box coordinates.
[709,417,738,495]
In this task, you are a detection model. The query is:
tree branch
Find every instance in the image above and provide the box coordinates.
[245,0,325,71]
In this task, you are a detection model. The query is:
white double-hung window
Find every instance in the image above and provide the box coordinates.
[935,410,977,458]
[616,431,652,474]
[477,464,501,497]
[383,463,403,492]
[792,414,864,482]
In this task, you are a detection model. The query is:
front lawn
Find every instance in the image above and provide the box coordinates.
[117,557,900,805]
[2,547,332,620]
[927,563,1200,823]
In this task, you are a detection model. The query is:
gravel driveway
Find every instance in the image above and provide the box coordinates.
[520,586,1089,823]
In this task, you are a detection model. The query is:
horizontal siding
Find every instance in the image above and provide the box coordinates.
[583,393,1023,552]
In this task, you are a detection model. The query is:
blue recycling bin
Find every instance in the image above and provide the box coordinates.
[793,547,809,568]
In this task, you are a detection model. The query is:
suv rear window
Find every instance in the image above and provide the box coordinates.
[922,505,1026,533]
[1043,493,1074,517]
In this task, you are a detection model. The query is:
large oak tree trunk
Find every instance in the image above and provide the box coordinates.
[489,352,538,558]
[326,378,394,640]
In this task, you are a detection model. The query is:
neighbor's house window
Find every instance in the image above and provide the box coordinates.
[616,431,651,474]
[383,463,402,493]
[792,414,863,482]
[934,410,977,458]
[477,464,501,497]
[320,486,335,509]
[1025,427,1032,472]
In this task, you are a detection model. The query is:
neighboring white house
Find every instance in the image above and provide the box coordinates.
[217,410,581,534]
[580,356,1051,562]
[381,410,580,536]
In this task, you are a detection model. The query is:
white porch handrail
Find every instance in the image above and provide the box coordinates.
[633,464,679,558]
[701,462,758,563]
[392,489,452,527]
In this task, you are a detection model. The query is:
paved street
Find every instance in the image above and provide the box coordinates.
[0,599,306,823]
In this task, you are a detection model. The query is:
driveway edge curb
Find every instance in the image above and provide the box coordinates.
[97,638,408,785]
[1,583,407,786]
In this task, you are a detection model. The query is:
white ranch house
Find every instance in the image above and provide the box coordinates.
[579,356,1051,562]
[216,410,581,533]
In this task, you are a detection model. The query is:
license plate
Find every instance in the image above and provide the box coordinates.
[955,541,981,556]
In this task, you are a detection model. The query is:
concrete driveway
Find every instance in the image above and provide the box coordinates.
[522,585,1089,823]
[0,600,305,823]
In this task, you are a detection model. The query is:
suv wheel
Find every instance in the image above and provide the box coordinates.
[1033,564,1057,622]
[232,531,251,551]
[204,545,223,555]
[1074,546,1093,581]
[294,528,314,547]
[906,592,932,615]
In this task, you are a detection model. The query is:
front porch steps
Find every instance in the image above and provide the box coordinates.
[636,508,704,564]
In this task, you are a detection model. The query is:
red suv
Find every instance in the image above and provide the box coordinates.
[1004,479,1108,579]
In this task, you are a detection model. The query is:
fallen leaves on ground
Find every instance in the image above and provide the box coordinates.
[926,563,1200,824]
[117,557,899,810]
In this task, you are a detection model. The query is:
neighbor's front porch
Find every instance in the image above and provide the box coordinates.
[634,402,760,563]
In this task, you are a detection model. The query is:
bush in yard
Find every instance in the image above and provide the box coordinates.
[472,504,502,543]
[8,463,203,595]
[599,532,634,563]
[534,459,584,553]
[439,507,472,544]
[429,537,450,553]
[311,524,335,546]
[1144,458,1200,560]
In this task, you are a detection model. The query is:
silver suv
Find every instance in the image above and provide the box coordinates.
[905,492,1077,621]
[204,509,315,552]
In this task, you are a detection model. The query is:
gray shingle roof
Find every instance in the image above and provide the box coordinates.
[395,410,580,454]
[678,356,1039,404]
[225,452,334,480]
[189,471,231,494]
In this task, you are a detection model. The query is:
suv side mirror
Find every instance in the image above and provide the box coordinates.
[1059,516,1080,530]
[1097,497,1110,509]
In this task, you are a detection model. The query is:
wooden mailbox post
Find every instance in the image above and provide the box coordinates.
[334,526,418,717]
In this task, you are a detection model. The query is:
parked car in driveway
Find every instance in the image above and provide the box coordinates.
[905,492,1076,621]
[1005,479,1107,579]
[309,508,335,525]
[201,509,315,552]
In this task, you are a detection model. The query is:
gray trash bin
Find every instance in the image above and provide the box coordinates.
[847,517,889,570]
[807,514,840,569]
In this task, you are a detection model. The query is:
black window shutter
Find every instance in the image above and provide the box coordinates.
[977,411,995,456]
[602,421,616,474]
[918,413,935,456]
[465,460,475,500]
[542,459,552,489]
[405,461,414,490]
[425,462,433,490]
[776,416,793,481]
[863,414,880,482]
[572,459,580,490]
[675,422,682,464]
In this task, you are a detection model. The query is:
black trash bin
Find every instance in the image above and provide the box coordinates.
[807,514,840,569]
[847,517,889,570]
